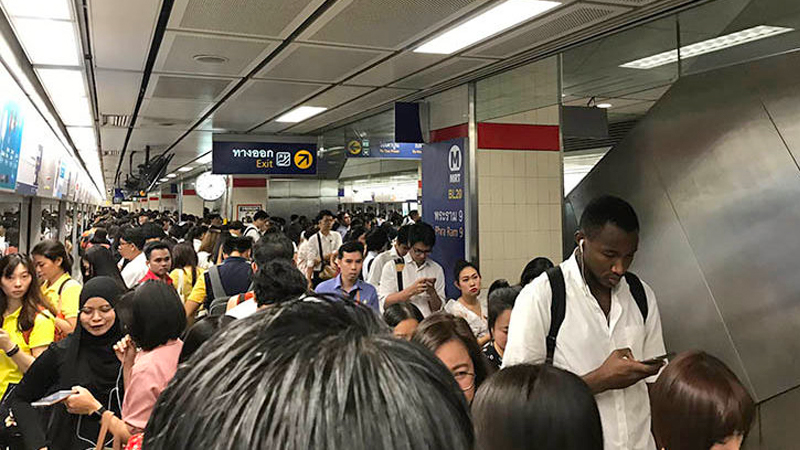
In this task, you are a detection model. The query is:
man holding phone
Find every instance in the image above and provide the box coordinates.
[379,222,444,316]
[503,196,667,450]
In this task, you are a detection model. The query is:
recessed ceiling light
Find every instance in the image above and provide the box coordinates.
[596,103,612,109]
[192,54,229,65]
[167,174,177,178]
[276,106,328,123]
[159,178,169,182]
[178,167,193,172]
[414,0,561,55]
[14,18,80,66]
[620,25,794,69]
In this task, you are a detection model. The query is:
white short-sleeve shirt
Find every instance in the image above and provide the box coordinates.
[377,253,445,317]
[308,231,342,272]
[503,251,666,450]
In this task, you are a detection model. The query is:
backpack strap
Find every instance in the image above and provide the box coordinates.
[545,266,566,365]
[624,272,648,321]
[207,265,227,300]
[394,257,405,292]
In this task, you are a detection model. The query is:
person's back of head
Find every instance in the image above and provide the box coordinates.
[472,364,603,450]
[222,235,253,257]
[122,281,186,351]
[365,228,388,253]
[144,297,474,450]
[121,227,145,252]
[253,232,294,268]
[141,222,166,241]
[651,351,755,450]
[252,259,307,307]
[519,257,554,287]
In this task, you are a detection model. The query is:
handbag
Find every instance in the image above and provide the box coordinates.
[315,234,337,281]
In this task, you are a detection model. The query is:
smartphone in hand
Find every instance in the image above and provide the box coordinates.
[31,390,77,407]
[640,352,675,365]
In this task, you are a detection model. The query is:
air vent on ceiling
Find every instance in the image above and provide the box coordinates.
[102,150,121,156]
[102,114,132,128]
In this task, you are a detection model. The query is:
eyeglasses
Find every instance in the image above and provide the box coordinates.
[410,247,432,256]
[453,370,475,391]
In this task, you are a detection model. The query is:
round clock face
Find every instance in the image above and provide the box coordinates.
[195,172,226,201]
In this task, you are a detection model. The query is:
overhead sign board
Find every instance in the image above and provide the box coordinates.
[212,141,317,175]
[347,141,422,159]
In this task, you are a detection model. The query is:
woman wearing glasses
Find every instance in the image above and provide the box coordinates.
[412,312,493,403]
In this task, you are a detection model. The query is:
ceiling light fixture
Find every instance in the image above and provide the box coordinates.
[192,54,229,65]
[596,103,612,109]
[275,106,328,123]
[13,18,80,66]
[178,167,193,172]
[620,25,794,69]
[159,178,169,182]
[167,173,177,178]
[414,0,560,55]
[1,0,72,20]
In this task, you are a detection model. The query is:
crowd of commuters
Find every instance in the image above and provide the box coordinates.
[0,198,756,450]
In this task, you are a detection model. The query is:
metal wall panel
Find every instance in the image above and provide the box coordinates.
[567,51,800,402]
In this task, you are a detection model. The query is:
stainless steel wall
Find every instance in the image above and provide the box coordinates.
[566,51,800,450]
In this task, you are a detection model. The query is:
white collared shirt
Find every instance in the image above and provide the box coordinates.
[377,253,445,317]
[367,245,399,288]
[503,251,665,450]
[308,231,342,271]
[121,252,148,289]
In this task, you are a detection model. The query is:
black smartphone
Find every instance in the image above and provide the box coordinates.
[640,352,675,365]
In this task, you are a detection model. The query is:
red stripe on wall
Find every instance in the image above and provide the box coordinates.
[161,194,177,199]
[477,123,560,151]
[183,189,196,196]
[430,123,468,142]
[149,197,159,201]
[233,178,267,188]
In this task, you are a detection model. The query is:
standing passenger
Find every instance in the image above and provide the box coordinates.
[307,211,342,288]
[315,242,379,313]
[32,240,80,337]
[445,260,489,346]
[503,195,666,450]
[367,225,411,290]
[482,285,520,370]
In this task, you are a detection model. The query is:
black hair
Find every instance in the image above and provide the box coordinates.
[487,285,520,337]
[144,241,171,261]
[344,226,367,244]
[579,195,639,239]
[179,314,233,364]
[252,260,308,307]
[472,364,603,450]
[253,210,269,221]
[520,257,554,287]
[315,209,335,223]
[141,222,166,241]
[82,246,126,289]
[222,235,253,255]
[487,279,510,299]
[31,239,72,274]
[396,224,410,245]
[407,222,435,248]
[383,302,424,327]
[338,241,365,259]
[228,221,245,233]
[120,227,145,251]
[253,232,294,268]
[453,259,480,283]
[365,228,388,253]
[144,297,474,450]
[123,281,186,351]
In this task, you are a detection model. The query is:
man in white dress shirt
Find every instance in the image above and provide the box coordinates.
[367,225,411,288]
[307,210,342,288]
[118,227,149,289]
[378,222,444,316]
[503,196,666,450]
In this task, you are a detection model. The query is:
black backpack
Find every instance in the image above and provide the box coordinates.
[544,266,648,365]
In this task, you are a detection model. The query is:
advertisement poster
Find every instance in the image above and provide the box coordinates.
[422,138,467,301]
[237,204,263,220]
[212,141,317,175]
[0,100,24,191]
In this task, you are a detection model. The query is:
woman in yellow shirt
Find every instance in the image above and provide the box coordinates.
[32,240,80,337]
[0,254,56,400]
[169,242,205,303]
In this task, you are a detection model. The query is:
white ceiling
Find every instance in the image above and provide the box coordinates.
[83,0,697,187]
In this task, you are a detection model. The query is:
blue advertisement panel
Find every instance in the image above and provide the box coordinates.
[346,140,422,159]
[212,141,317,175]
[0,101,23,191]
[422,138,466,301]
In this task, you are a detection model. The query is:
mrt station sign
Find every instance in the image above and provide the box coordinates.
[212,141,317,175]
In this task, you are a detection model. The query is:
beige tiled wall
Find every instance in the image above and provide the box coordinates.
[478,149,563,286]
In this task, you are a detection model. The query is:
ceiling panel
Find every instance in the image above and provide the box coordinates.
[141,98,215,122]
[251,122,291,134]
[168,130,213,157]
[256,43,389,83]
[95,69,142,116]
[149,74,236,101]
[390,57,492,89]
[100,127,127,150]
[307,85,375,109]
[171,0,325,39]
[347,51,449,87]
[128,127,186,149]
[210,79,329,131]
[301,0,491,50]
[465,3,631,58]
[597,0,661,5]
[288,87,414,134]
[90,0,161,70]
[155,32,278,77]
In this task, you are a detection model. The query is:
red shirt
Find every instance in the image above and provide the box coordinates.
[139,270,173,285]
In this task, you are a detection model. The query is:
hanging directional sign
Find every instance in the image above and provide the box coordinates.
[212,141,317,175]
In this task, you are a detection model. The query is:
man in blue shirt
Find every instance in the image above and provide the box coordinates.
[316,241,379,313]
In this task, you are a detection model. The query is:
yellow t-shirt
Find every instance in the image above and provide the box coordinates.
[186,275,206,305]
[169,267,206,303]
[0,307,55,399]
[41,273,81,319]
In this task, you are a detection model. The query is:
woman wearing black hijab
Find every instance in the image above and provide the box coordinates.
[9,276,125,450]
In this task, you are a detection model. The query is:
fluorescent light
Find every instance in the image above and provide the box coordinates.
[167,174,177,178]
[2,0,71,20]
[275,106,327,123]
[67,126,96,151]
[196,153,212,164]
[57,96,92,126]
[178,166,193,172]
[414,0,560,54]
[35,69,92,126]
[13,18,80,66]
[620,25,794,69]
[159,178,169,182]
[596,103,612,109]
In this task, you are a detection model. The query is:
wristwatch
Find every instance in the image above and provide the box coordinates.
[91,406,107,420]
